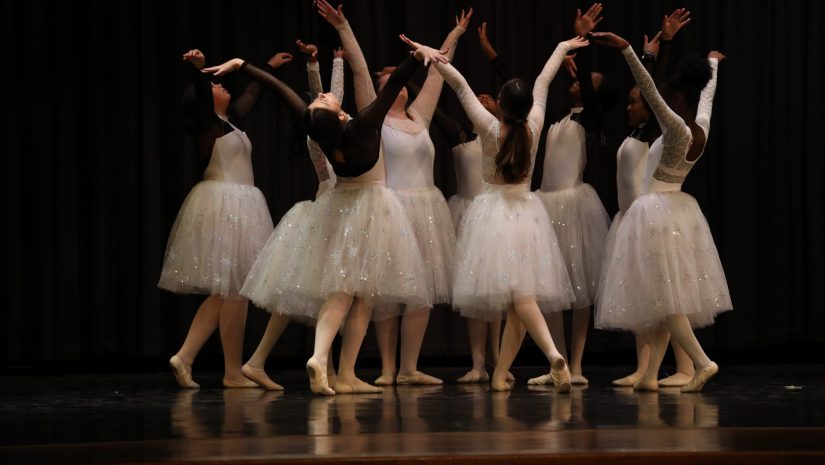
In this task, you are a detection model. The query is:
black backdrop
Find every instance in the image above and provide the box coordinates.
[3,0,824,368]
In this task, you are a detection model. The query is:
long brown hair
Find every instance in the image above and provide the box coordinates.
[495,79,533,183]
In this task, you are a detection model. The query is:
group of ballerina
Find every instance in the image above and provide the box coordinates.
[158,1,732,396]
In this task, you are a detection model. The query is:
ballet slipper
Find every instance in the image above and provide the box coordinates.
[505,371,516,382]
[222,377,260,388]
[306,358,335,396]
[550,358,572,393]
[490,369,512,391]
[169,355,199,389]
[571,373,589,385]
[658,372,693,387]
[396,371,443,385]
[374,371,396,386]
[633,379,660,392]
[681,362,718,393]
[333,378,384,394]
[612,372,643,387]
[527,372,553,386]
[241,364,284,391]
[457,369,489,384]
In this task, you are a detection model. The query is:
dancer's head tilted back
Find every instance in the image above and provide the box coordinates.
[305,93,347,157]
[495,78,533,183]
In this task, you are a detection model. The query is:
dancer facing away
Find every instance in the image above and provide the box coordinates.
[239,44,347,391]
[403,32,588,392]
[594,30,730,392]
[529,3,613,387]
[372,8,474,388]
[206,0,449,395]
[160,49,292,389]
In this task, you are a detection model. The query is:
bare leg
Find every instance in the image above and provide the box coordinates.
[458,318,490,383]
[512,296,570,392]
[335,297,382,394]
[397,307,442,385]
[170,295,223,388]
[242,313,289,390]
[664,315,718,392]
[569,306,590,384]
[374,315,398,385]
[220,298,256,388]
[492,308,526,391]
[613,330,650,386]
[307,292,353,396]
[636,325,669,391]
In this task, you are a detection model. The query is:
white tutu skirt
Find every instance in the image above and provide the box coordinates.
[447,195,474,231]
[158,180,274,298]
[452,183,576,321]
[394,187,456,305]
[535,183,610,308]
[240,184,431,322]
[595,191,732,331]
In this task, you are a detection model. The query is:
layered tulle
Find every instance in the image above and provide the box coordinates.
[240,184,431,322]
[447,195,474,231]
[535,183,610,308]
[452,183,576,321]
[158,180,274,298]
[595,191,732,331]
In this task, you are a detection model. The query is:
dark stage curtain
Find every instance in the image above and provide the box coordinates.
[3,0,824,366]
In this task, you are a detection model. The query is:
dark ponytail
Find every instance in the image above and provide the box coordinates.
[495,79,534,183]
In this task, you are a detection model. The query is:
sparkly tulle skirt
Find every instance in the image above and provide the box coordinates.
[447,195,474,231]
[452,183,576,321]
[595,191,732,331]
[394,187,455,305]
[158,180,274,298]
[535,183,611,308]
[240,183,431,322]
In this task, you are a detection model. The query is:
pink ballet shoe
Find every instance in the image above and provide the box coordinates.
[550,358,572,393]
[241,364,284,391]
[333,378,384,394]
[396,371,443,385]
[374,371,396,386]
[490,369,513,391]
[527,372,553,386]
[633,379,660,392]
[306,358,335,396]
[658,372,693,387]
[169,355,199,389]
[457,369,490,384]
[681,362,718,393]
[222,377,260,389]
[612,372,643,387]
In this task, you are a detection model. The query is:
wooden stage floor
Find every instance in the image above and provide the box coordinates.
[2,365,824,464]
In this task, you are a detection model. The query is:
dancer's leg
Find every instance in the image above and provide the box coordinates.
[569,306,590,384]
[612,330,650,386]
[335,297,382,394]
[664,315,718,392]
[492,308,526,391]
[397,307,442,385]
[170,295,222,388]
[374,315,399,385]
[307,292,354,395]
[242,313,289,390]
[458,318,489,383]
[220,298,256,388]
[636,325,669,391]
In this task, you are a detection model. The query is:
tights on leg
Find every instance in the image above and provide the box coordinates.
[672,340,696,375]
[398,307,432,376]
[547,312,567,363]
[665,315,712,369]
[175,295,222,366]
[219,298,252,386]
[512,297,564,366]
[375,316,399,377]
[468,318,488,372]
[487,319,502,368]
[492,308,526,390]
[640,325,670,386]
[242,313,290,390]
[570,307,590,376]
[335,297,382,393]
[312,293,354,367]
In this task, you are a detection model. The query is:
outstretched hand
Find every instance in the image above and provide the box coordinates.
[661,8,691,40]
[201,58,244,77]
[182,49,206,69]
[268,52,294,68]
[591,32,629,49]
[565,35,590,51]
[296,40,318,62]
[643,31,662,56]
[574,3,604,37]
[708,50,726,62]
[399,34,449,65]
[456,8,473,30]
[477,21,497,59]
[315,0,346,27]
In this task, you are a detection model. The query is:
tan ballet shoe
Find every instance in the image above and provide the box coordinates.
[490,369,512,391]
[550,358,572,393]
[612,372,643,387]
[396,371,443,385]
[241,364,284,391]
[681,362,718,393]
[374,371,396,386]
[333,378,384,394]
[222,377,260,389]
[571,373,589,385]
[633,379,660,392]
[505,371,516,382]
[658,372,693,387]
[527,372,553,385]
[306,358,335,396]
[457,369,490,384]
[169,355,199,389]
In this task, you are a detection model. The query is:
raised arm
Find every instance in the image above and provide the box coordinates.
[331,50,345,102]
[316,0,376,111]
[230,53,293,124]
[527,39,585,135]
[297,40,324,96]
[182,49,214,130]
[355,54,423,132]
[696,53,722,136]
[433,61,498,138]
[407,81,472,147]
[408,9,472,126]
[571,4,605,132]
[478,21,511,82]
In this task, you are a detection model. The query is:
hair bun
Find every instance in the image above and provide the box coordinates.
[673,53,712,93]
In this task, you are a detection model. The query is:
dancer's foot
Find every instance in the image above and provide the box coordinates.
[505,371,516,382]
[306,358,335,396]
[241,364,284,391]
[658,372,693,387]
[333,377,384,394]
[612,371,643,387]
[490,369,513,391]
[222,376,260,388]
[169,355,199,389]
[550,358,572,393]
[633,378,660,392]
[457,369,489,384]
[374,371,396,386]
[571,373,589,385]
[527,372,553,386]
[396,371,443,385]
[681,362,718,393]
